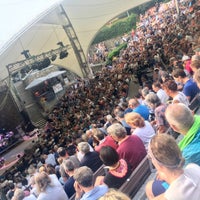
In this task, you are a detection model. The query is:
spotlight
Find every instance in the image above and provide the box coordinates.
[51,54,57,61]
[59,50,68,59]
[21,50,31,59]
[57,42,64,47]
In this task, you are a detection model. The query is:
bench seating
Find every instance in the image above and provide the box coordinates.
[70,156,151,200]
[120,156,151,199]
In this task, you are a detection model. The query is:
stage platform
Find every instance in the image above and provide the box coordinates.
[0,134,39,176]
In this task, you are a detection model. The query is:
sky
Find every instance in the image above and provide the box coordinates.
[0,0,61,49]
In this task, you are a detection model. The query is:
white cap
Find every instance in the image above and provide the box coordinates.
[182,55,190,62]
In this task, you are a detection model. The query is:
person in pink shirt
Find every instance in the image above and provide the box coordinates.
[93,128,118,153]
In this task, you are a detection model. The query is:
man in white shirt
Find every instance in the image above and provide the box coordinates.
[152,81,169,104]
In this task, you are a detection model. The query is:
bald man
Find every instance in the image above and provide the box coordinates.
[165,103,200,166]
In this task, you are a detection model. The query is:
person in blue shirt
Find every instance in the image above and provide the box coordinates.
[128,98,149,120]
[172,68,199,102]
[73,166,108,200]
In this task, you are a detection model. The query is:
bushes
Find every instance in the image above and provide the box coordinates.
[106,43,127,64]
[92,14,137,44]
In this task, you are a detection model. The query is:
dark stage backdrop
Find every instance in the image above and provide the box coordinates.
[0,90,23,132]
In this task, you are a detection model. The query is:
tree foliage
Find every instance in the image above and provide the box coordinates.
[92,14,137,44]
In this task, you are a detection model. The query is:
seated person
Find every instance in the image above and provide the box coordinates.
[107,123,146,171]
[93,128,118,153]
[77,142,103,172]
[145,93,169,134]
[128,98,149,120]
[74,166,108,200]
[146,103,200,198]
[125,112,155,150]
[99,189,130,200]
[96,146,131,189]
[34,171,69,200]
[146,134,200,200]
[172,69,199,102]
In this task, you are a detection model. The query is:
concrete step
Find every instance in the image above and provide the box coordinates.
[32,118,46,129]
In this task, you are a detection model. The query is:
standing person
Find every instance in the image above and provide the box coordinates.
[107,123,146,171]
[152,81,169,104]
[62,160,76,198]
[73,166,108,200]
[163,80,189,106]
[146,134,200,200]
[172,69,199,102]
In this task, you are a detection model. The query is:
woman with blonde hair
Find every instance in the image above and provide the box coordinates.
[34,172,68,200]
[125,112,155,150]
[146,134,200,200]
[99,189,130,200]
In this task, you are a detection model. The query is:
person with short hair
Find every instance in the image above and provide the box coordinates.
[128,98,149,120]
[152,81,169,104]
[62,160,76,198]
[191,59,200,73]
[193,68,200,89]
[77,142,103,172]
[163,80,189,106]
[98,146,132,189]
[73,166,108,200]
[107,123,146,171]
[93,128,118,153]
[146,134,200,200]
[165,103,200,166]
[172,68,199,102]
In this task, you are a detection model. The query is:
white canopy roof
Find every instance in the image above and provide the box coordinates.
[0,0,150,81]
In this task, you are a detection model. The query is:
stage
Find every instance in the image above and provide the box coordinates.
[0,133,39,176]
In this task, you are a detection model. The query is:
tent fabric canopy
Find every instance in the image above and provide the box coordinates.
[25,70,66,89]
[25,77,47,90]
[0,0,150,81]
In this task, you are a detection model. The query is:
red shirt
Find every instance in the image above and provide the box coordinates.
[95,135,118,153]
[117,135,146,171]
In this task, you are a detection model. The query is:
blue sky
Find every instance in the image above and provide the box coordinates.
[0,0,60,48]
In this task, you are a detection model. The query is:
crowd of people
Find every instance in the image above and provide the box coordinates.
[1,0,200,199]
